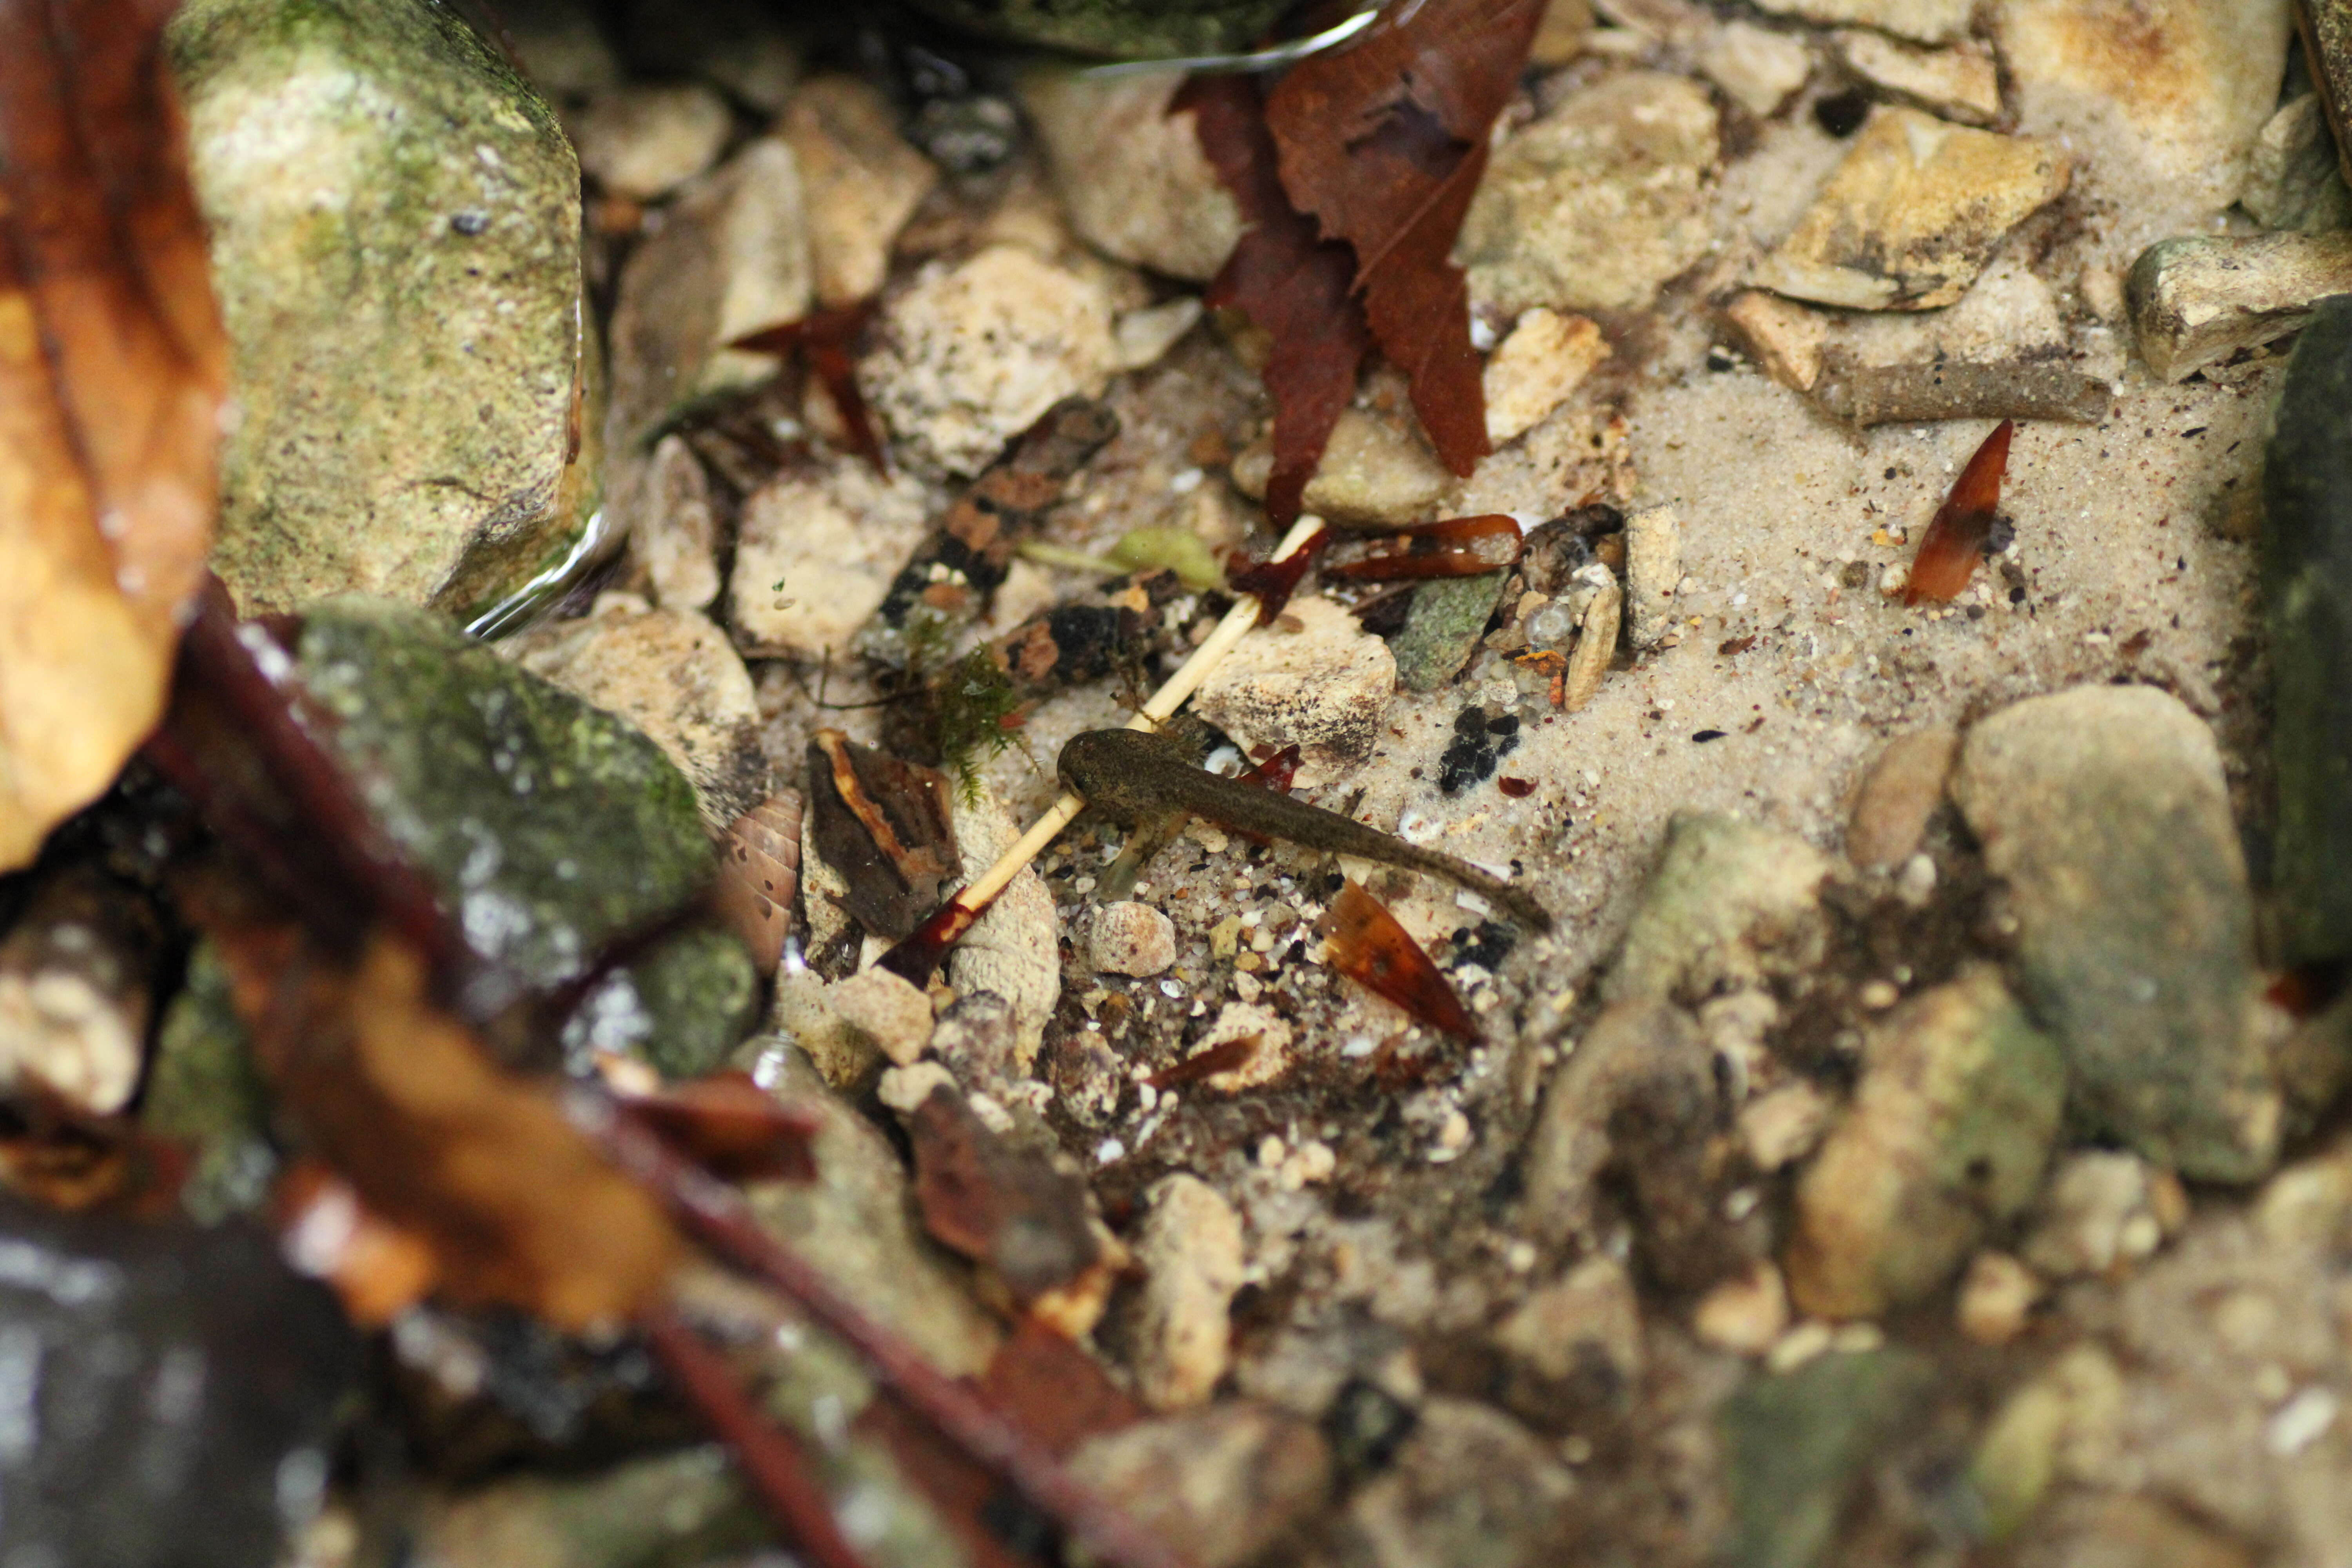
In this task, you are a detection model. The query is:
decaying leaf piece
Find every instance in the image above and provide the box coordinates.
[207,921,682,1333]
[1264,0,1543,476]
[909,1084,1116,1334]
[807,730,960,941]
[0,0,228,869]
[731,301,888,474]
[1324,514,1523,581]
[1178,75,1370,529]
[1317,879,1478,1038]
[1903,419,2013,606]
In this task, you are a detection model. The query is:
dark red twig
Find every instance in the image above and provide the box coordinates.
[580,1091,1193,1568]
[643,1307,873,1568]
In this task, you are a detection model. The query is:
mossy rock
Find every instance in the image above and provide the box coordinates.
[559,920,760,1081]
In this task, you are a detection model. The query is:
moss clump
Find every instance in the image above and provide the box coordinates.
[930,646,1026,805]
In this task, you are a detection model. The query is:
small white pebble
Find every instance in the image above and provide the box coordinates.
[1505,1240,1537,1272]
[1095,1138,1126,1165]
[1258,1134,1287,1169]
[2267,1388,2339,1457]
[1831,1322,1884,1354]
[1858,979,1901,1010]
[1767,1320,1835,1373]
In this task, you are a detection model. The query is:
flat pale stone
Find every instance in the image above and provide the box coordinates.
[1832,30,2002,125]
[1696,21,1814,118]
[1721,289,1828,391]
[1757,107,2071,311]
[1624,504,1682,651]
[569,83,731,200]
[1196,595,1398,783]
[1483,309,1610,443]
[729,459,931,658]
[1132,1175,1246,1410]
[2243,95,2352,234]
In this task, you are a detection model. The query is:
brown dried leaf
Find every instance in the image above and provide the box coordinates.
[1317,879,1478,1038]
[1264,0,1542,476]
[808,730,960,941]
[1178,76,1370,528]
[1903,418,2013,606]
[0,0,227,868]
[909,1084,1103,1313]
[207,922,682,1333]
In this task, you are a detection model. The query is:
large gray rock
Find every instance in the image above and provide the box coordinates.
[1020,66,1241,283]
[292,597,715,1000]
[1785,967,2066,1319]
[2261,296,2352,970]
[1605,811,1833,1005]
[1951,685,2277,1181]
[170,0,593,618]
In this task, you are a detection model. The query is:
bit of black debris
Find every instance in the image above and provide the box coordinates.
[2181,426,2208,438]
[1839,560,1873,590]
[1354,586,1417,639]
[451,209,489,236]
[1692,729,1729,743]
[1706,344,1740,372]
[1985,515,2017,554]
[2009,586,2028,604]
[1323,1377,1419,1485]
[1449,920,1518,970]
[1438,706,1522,795]
[1815,88,1872,137]
[1884,466,1899,481]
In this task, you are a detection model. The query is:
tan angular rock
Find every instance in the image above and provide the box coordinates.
[1483,309,1610,443]
[632,434,720,612]
[1721,289,1828,391]
[1624,504,1681,651]
[1068,1405,1330,1568]
[1019,66,1242,283]
[1458,71,1719,315]
[2243,94,2352,235]
[860,245,1117,477]
[829,965,936,1067]
[1195,595,1398,783]
[1831,30,2002,125]
[729,458,931,659]
[1232,406,1455,525]
[947,783,1060,1073]
[1757,107,2071,310]
[1693,1261,1792,1354]
[1083,901,1178,978]
[779,76,939,309]
[1491,1256,1645,1401]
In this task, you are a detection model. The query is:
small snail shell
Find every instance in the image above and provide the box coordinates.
[712,790,802,975]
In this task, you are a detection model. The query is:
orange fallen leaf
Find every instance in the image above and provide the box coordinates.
[206,918,682,1333]
[1318,878,1478,1039]
[0,0,228,868]
[1903,419,2013,606]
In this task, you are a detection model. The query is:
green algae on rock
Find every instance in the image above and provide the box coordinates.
[559,920,759,1082]
[169,0,595,616]
[292,598,713,996]
[2261,295,2352,970]
[144,942,282,1224]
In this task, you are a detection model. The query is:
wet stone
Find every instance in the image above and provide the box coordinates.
[1458,71,1720,316]
[860,244,1118,478]
[1483,309,1610,445]
[1719,1348,1935,1568]
[2260,296,2352,967]
[500,596,769,831]
[0,1194,358,1567]
[1624,504,1681,652]
[1082,900,1178,978]
[1437,706,1522,795]
[780,76,940,310]
[1995,0,2293,269]
[617,0,801,114]
[1757,107,2071,311]
[1233,407,1455,526]
[2127,233,2352,384]
[1845,725,1957,871]
[1020,65,1242,284]
[1131,1172,1246,1410]
[1695,21,1814,119]
[171,0,590,616]
[1604,810,1833,1005]
[415,1444,764,1568]
[1489,1254,1645,1421]
[2241,94,2350,234]
[2020,1149,2185,1278]
[1067,1403,1331,1568]
[901,0,1287,59]
[143,942,280,1223]
[1951,684,2278,1181]
[630,434,720,612]
[557,921,759,1081]
[1336,1397,1575,1568]
[1785,967,2066,1319]
[729,457,933,660]
[567,82,731,200]
[829,965,936,1067]
[1748,0,1971,42]
[293,597,714,997]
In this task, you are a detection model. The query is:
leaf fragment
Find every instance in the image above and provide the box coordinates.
[1903,418,2014,606]
[1317,878,1479,1039]
[0,0,228,868]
